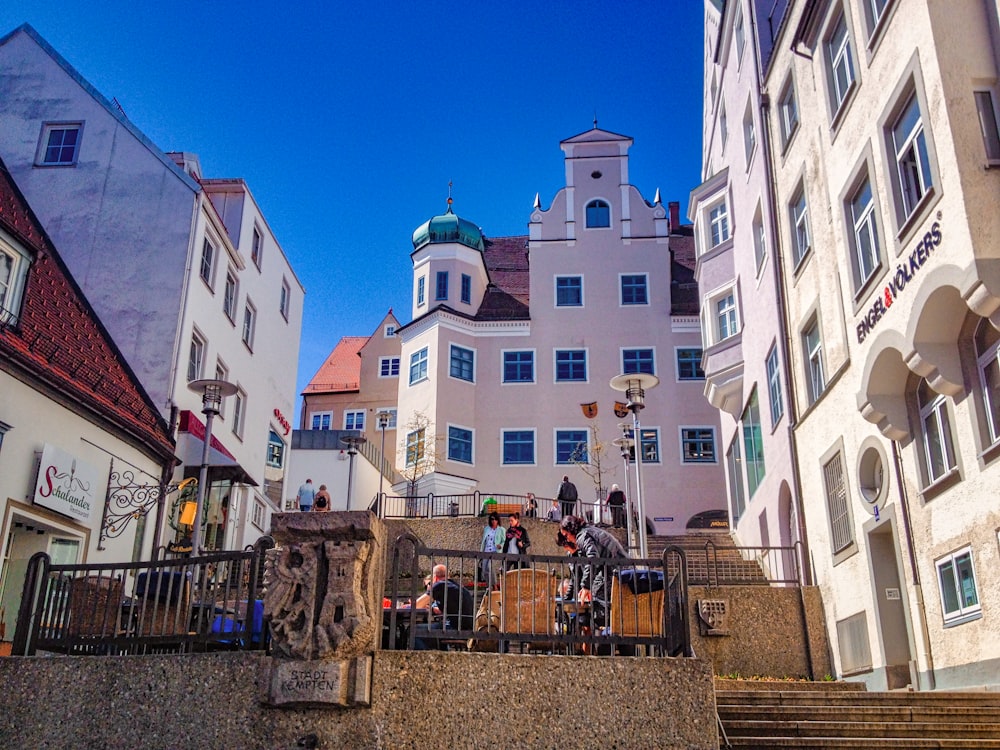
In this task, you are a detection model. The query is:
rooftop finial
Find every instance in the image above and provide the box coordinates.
[593,110,598,128]
[447,180,453,212]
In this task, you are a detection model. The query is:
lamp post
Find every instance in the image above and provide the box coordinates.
[375,410,393,514]
[187,378,237,553]
[341,432,367,511]
[610,373,659,558]
[612,432,636,557]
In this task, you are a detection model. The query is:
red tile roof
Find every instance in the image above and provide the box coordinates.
[0,159,175,461]
[303,335,368,394]
[478,235,530,321]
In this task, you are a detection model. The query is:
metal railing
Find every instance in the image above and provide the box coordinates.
[12,537,274,656]
[373,491,609,522]
[382,532,690,657]
[681,540,803,587]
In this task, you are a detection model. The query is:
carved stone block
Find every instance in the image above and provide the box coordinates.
[696,599,730,636]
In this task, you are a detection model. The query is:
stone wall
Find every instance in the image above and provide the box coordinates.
[689,585,832,680]
[0,651,718,750]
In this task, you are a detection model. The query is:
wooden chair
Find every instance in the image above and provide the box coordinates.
[499,569,556,651]
[68,576,123,637]
[134,571,192,639]
[609,570,665,638]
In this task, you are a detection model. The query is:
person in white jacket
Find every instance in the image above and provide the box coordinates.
[479,512,505,589]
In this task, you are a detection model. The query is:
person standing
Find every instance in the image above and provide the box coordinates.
[479,512,506,589]
[558,515,628,628]
[504,512,531,570]
[556,475,579,519]
[606,483,626,529]
[313,484,331,512]
[296,478,316,512]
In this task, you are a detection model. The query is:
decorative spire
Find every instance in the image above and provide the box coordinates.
[654,187,661,205]
[446,180,453,213]
[533,192,541,209]
[593,110,598,129]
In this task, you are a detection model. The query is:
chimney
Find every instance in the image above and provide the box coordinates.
[668,201,680,232]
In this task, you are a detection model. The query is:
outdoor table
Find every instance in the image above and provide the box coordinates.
[382,606,429,649]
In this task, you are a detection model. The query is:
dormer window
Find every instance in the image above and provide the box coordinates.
[585,200,610,228]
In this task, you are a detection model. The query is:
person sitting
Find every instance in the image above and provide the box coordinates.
[546,500,562,523]
[416,564,474,650]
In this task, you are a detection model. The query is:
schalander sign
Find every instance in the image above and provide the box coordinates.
[856,220,942,344]
[34,443,101,522]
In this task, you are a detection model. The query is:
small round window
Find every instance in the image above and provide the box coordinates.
[591,170,602,179]
[857,443,887,513]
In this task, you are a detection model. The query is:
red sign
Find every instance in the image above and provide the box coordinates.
[273,408,291,436]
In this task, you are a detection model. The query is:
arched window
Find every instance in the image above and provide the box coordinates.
[585,200,610,228]
[975,318,1000,444]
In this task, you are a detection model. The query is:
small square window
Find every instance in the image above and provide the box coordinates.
[448,426,473,464]
[623,348,655,375]
[409,347,429,385]
[503,351,534,383]
[681,428,716,463]
[936,547,981,624]
[555,350,587,382]
[380,356,400,377]
[503,430,535,465]
[621,274,648,305]
[450,345,475,382]
[677,348,704,380]
[37,123,82,166]
[311,412,332,430]
[556,430,588,464]
[345,410,365,431]
[556,276,583,307]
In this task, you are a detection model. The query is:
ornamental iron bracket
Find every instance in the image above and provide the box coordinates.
[98,467,197,549]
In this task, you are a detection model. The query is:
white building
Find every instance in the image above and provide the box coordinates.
[0,24,304,553]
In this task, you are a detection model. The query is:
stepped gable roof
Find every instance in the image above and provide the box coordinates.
[0,159,174,460]
[669,225,700,316]
[477,235,530,321]
[303,335,368,395]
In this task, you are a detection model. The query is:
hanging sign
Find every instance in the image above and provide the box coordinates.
[34,443,101,522]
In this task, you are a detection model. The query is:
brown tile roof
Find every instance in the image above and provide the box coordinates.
[0,160,175,461]
[303,335,368,394]
[669,226,700,316]
[478,235,530,321]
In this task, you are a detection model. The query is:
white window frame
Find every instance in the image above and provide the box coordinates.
[975,318,1000,446]
[742,101,756,168]
[384,324,396,338]
[715,291,738,342]
[734,8,746,62]
[280,278,290,321]
[502,428,536,466]
[680,427,717,464]
[974,90,1000,165]
[502,349,535,384]
[379,356,400,378]
[376,407,397,429]
[223,269,238,322]
[848,175,881,291]
[804,318,826,403]
[214,359,229,419]
[251,225,263,270]
[0,231,32,326]
[778,78,799,149]
[936,547,981,625]
[187,331,206,382]
[752,204,767,273]
[917,379,957,484]
[200,238,216,288]
[447,424,475,465]
[790,186,811,266]
[585,199,611,229]
[891,92,933,221]
[449,344,476,383]
[35,122,83,166]
[727,435,746,523]
[622,347,656,376]
[409,347,429,385]
[708,199,731,248]
[311,412,332,431]
[242,299,256,350]
[343,410,365,431]
[417,276,426,307]
[826,11,856,116]
[675,347,704,381]
[232,387,247,439]
[720,104,728,149]
[405,428,425,467]
[862,0,891,39]
[554,349,588,383]
[766,346,784,426]
[252,499,265,530]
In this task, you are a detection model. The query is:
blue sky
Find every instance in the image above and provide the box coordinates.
[0,1,706,414]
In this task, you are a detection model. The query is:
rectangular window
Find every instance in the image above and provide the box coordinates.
[503,430,535,465]
[215,360,229,418]
[638,428,660,464]
[752,209,767,272]
[766,347,784,426]
[251,226,263,269]
[436,271,449,300]
[937,548,981,624]
[682,428,716,463]
[823,451,853,553]
[280,279,290,320]
[503,350,534,383]
[976,319,1000,444]
[450,345,475,382]
[892,93,933,220]
[849,177,881,289]
[405,428,425,467]
[586,200,610,228]
[743,104,756,167]
[623,348,655,375]
[384,324,396,337]
[741,389,766,496]
[918,379,956,483]
[200,239,215,286]
[827,13,855,114]
[378,408,397,429]
[417,276,426,306]
[791,187,811,265]
[187,333,205,382]
[864,0,889,36]
[677,348,705,380]
[779,80,799,147]
[379,356,400,377]
[720,104,728,148]
[344,410,365,431]
[252,500,265,530]
[620,274,648,305]
[556,430,588,465]
[556,276,583,306]
[727,436,746,524]
[409,347,429,385]
[734,9,746,60]
[804,319,826,403]
[242,300,256,349]
[223,271,237,321]
[555,350,587,382]
[448,426,473,464]
[709,200,730,247]
[717,292,738,341]
[975,91,1000,162]
[267,430,285,468]
[38,123,81,166]
[0,244,29,324]
[232,388,247,438]
[311,412,332,430]
[461,273,471,304]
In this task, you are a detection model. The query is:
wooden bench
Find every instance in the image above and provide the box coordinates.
[486,502,524,516]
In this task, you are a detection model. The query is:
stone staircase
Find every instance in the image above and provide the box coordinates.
[716,681,1000,748]
[649,532,770,584]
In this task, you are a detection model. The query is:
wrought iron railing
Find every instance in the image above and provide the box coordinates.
[373,491,607,522]
[382,532,690,657]
[12,537,273,656]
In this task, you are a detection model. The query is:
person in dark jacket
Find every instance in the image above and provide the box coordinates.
[504,512,531,570]
[558,515,628,626]
[556,475,579,519]
[605,483,626,528]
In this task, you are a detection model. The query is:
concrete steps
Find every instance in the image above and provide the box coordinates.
[717,687,1000,749]
[649,533,770,584]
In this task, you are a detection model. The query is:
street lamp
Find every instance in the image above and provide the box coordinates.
[612,432,636,557]
[610,373,659,558]
[375,410,393,514]
[187,378,237,553]
[341,432,367,511]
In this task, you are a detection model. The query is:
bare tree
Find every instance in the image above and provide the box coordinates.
[397,411,441,499]
[569,423,617,519]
